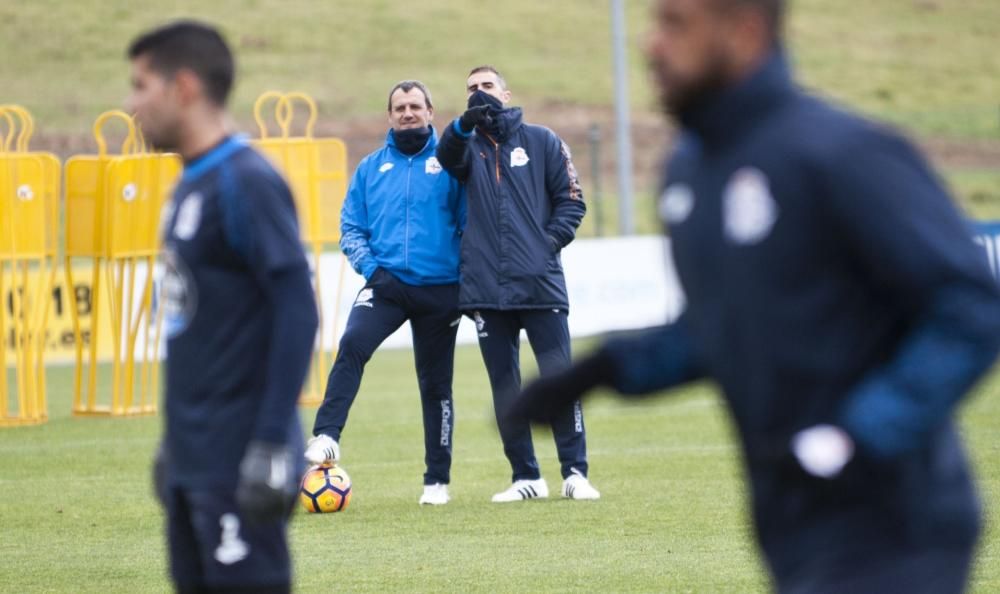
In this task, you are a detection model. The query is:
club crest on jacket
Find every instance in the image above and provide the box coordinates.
[510,147,530,167]
[723,167,778,244]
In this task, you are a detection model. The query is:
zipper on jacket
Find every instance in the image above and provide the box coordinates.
[405,157,412,271]
[480,132,505,303]
[482,132,501,184]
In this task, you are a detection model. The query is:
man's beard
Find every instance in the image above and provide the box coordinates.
[654,51,731,118]
[146,131,179,153]
[137,120,180,153]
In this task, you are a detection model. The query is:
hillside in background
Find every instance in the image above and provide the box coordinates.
[2,0,998,223]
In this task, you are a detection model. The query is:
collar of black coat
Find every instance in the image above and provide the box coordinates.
[478,107,523,144]
[387,124,438,156]
[678,48,796,148]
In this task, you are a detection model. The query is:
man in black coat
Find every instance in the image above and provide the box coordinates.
[437,65,600,502]
[510,0,1000,592]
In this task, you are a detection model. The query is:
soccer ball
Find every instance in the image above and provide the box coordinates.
[300,464,352,513]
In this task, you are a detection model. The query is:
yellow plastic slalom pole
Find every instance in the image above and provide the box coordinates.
[17,260,37,420]
[137,253,155,411]
[33,254,54,421]
[12,261,29,422]
[0,264,8,420]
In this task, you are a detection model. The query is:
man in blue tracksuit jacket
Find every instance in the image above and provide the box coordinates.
[437,65,600,503]
[306,80,465,506]
[511,1,1000,592]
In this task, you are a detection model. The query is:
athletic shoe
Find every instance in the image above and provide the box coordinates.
[562,470,600,500]
[419,483,450,505]
[304,434,340,465]
[491,478,549,503]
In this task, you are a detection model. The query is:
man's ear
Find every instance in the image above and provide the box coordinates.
[722,4,771,74]
[500,89,512,104]
[173,68,202,106]
[426,107,434,122]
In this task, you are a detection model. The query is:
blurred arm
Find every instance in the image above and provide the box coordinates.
[509,315,706,423]
[255,265,318,442]
[221,167,319,444]
[826,128,1000,460]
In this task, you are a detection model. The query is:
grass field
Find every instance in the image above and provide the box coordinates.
[2,344,1000,593]
[2,0,997,222]
[3,0,997,227]
[2,0,998,138]
[1,3,999,588]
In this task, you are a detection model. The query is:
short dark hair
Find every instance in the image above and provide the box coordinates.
[715,0,786,38]
[128,21,235,107]
[468,65,507,91]
[386,80,433,111]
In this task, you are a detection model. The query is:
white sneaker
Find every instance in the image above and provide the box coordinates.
[419,483,450,505]
[491,478,549,503]
[304,434,340,465]
[562,470,600,500]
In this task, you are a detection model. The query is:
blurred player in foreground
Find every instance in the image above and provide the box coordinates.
[129,21,318,594]
[510,0,1000,591]
[437,66,600,503]
[305,80,465,506]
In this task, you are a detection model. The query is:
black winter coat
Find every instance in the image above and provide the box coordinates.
[436,108,585,310]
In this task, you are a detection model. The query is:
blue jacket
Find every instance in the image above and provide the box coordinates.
[340,127,465,285]
[601,52,1000,581]
[436,108,585,310]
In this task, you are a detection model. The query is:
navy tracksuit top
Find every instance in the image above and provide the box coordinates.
[436,108,586,311]
[162,137,317,487]
[602,51,1000,580]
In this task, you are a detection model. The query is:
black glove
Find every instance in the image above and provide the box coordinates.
[458,105,492,134]
[152,441,169,506]
[505,349,617,425]
[236,441,298,525]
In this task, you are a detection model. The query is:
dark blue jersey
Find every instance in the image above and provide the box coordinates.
[600,52,1000,580]
[161,136,318,488]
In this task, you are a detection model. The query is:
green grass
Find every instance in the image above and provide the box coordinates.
[2,1,997,229]
[949,170,1000,221]
[1,0,998,139]
[2,346,1000,592]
